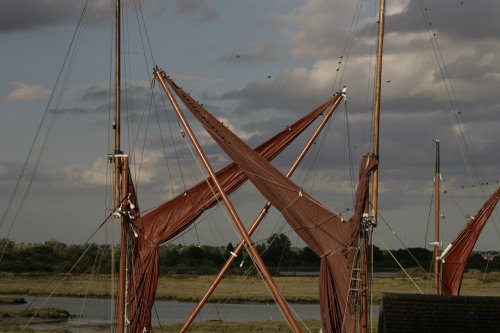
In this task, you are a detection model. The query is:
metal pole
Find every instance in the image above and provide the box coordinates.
[154,67,301,333]
[434,139,441,295]
[179,91,346,333]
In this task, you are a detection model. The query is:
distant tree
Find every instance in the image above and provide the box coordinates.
[185,245,204,264]
[370,245,383,261]
[297,246,320,268]
[466,252,486,270]
[263,233,292,268]
[0,238,14,256]
[392,247,432,268]
[45,239,67,256]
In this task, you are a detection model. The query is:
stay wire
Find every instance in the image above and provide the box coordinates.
[134,0,156,65]
[73,237,108,332]
[0,0,91,258]
[332,0,365,92]
[417,1,489,201]
[158,84,245,251]
[374,232,424,294]
[123,0,157,194]
[377,210,428,277]
[8,210,115,332]
[150,92,178,198]
[413,0,500,271]
[152,303,164,333]
[156,85,189,194]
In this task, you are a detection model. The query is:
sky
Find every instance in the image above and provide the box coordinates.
[1,0,499,254]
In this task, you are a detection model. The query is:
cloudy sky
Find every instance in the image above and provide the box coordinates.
[1,0,499,253]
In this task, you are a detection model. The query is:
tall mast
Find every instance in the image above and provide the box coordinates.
[362,1,385,332]
[371,0,385,221]
[433,139,441,295]
[113,0,127,332]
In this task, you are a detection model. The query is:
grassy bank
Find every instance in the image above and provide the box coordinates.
[1,272,499,304]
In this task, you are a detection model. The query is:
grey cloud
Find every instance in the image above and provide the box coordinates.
[220,42,283,64]
[51,82,155,117]
[387,0,500,41]
[0,0,161,32]
[0,1,104,32]
[176,0,218,23]
[80,83,150,102]
[220,75,329,117]
[80,85,109,102]
[52,106,100,115]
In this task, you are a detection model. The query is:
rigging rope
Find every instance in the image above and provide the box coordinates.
[375,232,424,294]
[377,211,429,277]
[332,0,366,93]
[416,0,499,240]
[7,210,114,332]
[0,0,91,261]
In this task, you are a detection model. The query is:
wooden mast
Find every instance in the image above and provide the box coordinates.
[372,0,385,223]
[113,0,127,332]
[362,0,385,332]
[433,139,441,295]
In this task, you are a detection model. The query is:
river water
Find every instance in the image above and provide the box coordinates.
[3,295,380,330]
[4,295,320,324]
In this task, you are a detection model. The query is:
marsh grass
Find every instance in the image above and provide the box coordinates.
[0,296,25,305]
[0,272,499,304]
[0,308,70,333]
[155,275,319,303]
[0,308,69,320]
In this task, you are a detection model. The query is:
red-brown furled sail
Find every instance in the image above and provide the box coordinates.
[441,186,500,295]
[127,84,342,333]
[164,72,377,332]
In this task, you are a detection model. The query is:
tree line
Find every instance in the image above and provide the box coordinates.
[0,235,498,275]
